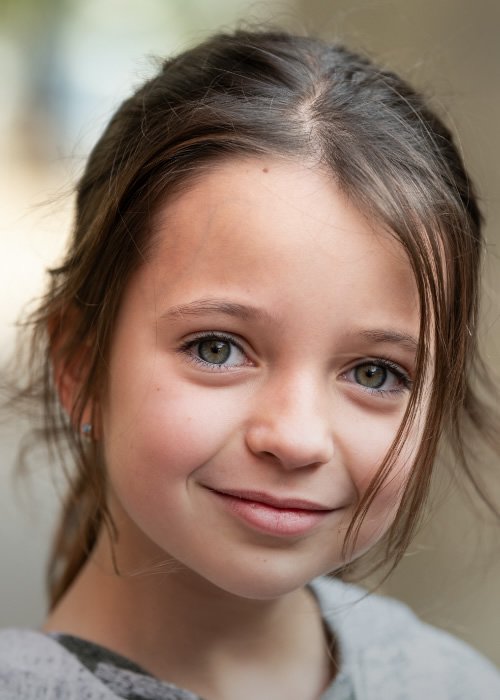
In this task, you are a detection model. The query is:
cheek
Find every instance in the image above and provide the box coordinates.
[102,373,247,493]
[337,407,411,494]
[333,403,423,552]
[346,411,425,556]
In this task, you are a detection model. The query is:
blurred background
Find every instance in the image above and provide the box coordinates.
[1,0,499,666]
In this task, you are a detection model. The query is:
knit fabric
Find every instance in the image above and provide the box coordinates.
[0,577,498,699]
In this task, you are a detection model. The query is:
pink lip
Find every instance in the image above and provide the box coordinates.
[212,488,332,511]
[207,488,334,537]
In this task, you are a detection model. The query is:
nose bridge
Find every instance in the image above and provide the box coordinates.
[245,367,334,469]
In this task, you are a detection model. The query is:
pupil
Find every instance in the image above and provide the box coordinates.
[198,339,231,364]
[355,364,386,389]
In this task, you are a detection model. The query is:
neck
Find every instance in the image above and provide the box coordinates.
[44,533,335,700]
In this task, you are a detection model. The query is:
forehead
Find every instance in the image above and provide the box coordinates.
[136,157,418,333]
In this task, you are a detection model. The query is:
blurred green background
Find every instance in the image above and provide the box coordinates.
[1,0,499,666]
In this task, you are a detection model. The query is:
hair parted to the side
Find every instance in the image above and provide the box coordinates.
[14,28,500,609]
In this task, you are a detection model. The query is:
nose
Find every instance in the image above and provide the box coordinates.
[245,372,334,470]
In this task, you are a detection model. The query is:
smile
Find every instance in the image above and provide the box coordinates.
[207,488,335,537]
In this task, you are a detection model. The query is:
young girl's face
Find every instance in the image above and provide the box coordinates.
[99,157,422,599]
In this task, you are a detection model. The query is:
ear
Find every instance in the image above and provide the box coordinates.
[49,308,100,440]
[53,352,95,433]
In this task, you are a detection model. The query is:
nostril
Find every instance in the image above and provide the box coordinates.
[245,411,334,470]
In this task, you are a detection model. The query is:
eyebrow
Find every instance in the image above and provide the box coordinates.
[357,329,419,353]
[160,298,274,323]
[161,298,419,352]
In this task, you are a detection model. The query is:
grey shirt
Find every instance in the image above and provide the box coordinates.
[0,577,499,699]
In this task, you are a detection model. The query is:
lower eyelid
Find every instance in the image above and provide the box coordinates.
[363,384,407,396]
[179,334,249,369]
[342,361,411,394]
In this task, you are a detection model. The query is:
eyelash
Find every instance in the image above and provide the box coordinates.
[342,358,412,397]
[178,332,249,371]
[178,332,413,396]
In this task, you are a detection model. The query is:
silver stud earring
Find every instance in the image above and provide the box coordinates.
[81,423,93,439]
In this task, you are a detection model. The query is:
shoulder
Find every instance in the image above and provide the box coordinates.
[0,628,115,699]
[311,576,500,699]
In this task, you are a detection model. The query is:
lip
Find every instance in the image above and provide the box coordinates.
[212,488,332,511]
[207,488,334,537]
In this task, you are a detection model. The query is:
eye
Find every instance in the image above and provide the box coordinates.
[354,363,388,389]
[179,333,249,370]
[344,359,411,396]
[198,338,232,364]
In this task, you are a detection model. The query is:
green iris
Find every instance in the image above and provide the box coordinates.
[198,339,231,365]
[354,364,387,389]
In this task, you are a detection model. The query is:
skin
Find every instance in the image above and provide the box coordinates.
[45,157,422,700]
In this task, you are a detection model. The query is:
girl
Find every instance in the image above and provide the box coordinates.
[1,28,499,700]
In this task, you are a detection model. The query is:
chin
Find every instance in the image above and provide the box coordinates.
[185,557,333,601]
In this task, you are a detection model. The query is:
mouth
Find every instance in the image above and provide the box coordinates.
[206,487,335,537]
[211,488,332,511]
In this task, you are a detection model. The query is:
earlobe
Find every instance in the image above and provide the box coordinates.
[53,355,100,441]
[81,422,93,438]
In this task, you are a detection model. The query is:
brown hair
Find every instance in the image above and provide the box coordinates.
[15,29,499,608]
